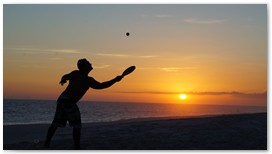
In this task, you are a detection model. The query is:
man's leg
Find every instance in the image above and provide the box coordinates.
[44,125,58,147]
[73,127,81,150]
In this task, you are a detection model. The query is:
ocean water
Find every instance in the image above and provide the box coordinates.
[3,99,267,125]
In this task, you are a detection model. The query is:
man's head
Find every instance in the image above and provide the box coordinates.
[77,59,93,73]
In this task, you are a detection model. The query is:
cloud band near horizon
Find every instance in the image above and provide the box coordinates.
[114,91,267,97]
[184,18,227,24]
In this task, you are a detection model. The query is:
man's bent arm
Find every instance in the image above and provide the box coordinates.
[59,71,74,85]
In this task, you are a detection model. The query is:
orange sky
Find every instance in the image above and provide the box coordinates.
[3,4,267,106]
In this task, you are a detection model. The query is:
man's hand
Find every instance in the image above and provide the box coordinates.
[115,76,123,82]
[59,80,66,86]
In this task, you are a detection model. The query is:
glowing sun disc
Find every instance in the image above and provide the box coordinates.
[179,94,187,100]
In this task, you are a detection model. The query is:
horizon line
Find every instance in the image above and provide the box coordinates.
[113,91,267,97]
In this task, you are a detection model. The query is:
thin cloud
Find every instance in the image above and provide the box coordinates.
[161,68,182,72]
[96,53,129,57]
[115,91,267,98]
[155,14,171,18]
[161,67,198,72]
[184,18,227,24]
[5,48,80,54]
[141,14,171,18]
[135,67,158,70]
[135,67,197,71]
[96,53,156,59]
[138,55,157,58]
[187,91,267,98]
[93,64,110,69]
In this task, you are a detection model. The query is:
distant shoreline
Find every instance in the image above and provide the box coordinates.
[3,111,266,126]
[4,112,267,150]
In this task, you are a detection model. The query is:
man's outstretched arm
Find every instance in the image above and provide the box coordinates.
[89,76,123,89]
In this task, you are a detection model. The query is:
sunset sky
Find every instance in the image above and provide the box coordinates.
[3,4,267,106]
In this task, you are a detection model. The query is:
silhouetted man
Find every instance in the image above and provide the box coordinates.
[45,58,123,149]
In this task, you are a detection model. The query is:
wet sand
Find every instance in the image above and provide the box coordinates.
[3,112,267,150]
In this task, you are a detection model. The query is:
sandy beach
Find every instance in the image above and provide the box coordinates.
[3,112,267,150]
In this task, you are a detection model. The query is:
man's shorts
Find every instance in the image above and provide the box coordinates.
[51,98,81,128]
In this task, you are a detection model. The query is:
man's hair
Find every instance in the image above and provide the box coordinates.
[77,59,89,71]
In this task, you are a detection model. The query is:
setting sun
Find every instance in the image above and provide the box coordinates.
[179,94,187,100]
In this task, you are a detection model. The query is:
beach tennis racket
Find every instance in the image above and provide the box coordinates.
[122,66,136,77]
